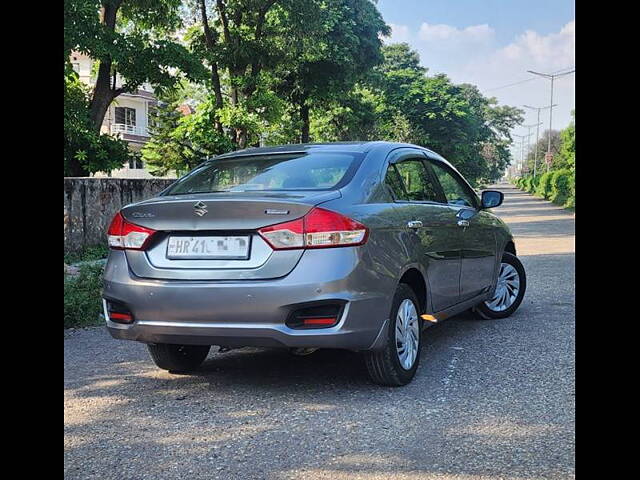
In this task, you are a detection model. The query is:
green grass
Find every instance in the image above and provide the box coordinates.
[64,244,109,265]
[64,263,104,328]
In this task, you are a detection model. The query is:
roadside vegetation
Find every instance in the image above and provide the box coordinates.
[512,111,575,210]
[64,245,108,328]
[64,244,109,265]
[64,263,104,328]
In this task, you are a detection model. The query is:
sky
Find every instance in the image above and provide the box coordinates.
[376,0,575,155]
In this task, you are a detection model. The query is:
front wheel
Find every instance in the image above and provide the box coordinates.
[147,344,210,373]
[475,252,526,319]
[364,284,422,386]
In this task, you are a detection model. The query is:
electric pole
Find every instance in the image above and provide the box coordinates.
[512,133,527,175]
[527,69,575,170]
[522,123,542,176]
[523,105,556,177]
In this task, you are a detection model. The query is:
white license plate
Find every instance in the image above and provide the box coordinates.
[166,236,250,260]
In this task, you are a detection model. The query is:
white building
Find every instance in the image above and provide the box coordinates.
[70,51,176,179]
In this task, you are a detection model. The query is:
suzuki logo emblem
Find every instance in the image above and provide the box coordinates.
[193,201,208,217]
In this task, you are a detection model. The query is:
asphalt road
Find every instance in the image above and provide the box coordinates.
[64,183,575,480]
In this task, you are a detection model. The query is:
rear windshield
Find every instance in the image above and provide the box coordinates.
[165,152,363,195]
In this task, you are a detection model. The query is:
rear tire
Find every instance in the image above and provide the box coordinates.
[147,344,210,373]
[365,284,422,386]
[475,252,526,319]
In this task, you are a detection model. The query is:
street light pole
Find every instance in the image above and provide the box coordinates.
[522,123,542,176]
[527,69,575,170]
[512,133,527,175]
[523,104,557,177]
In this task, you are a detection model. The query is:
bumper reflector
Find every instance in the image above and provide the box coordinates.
[286,303,344,329]
[103,299,134,324]
[109,312,133,322]
[421,314,438,323]
[302,317,338,326]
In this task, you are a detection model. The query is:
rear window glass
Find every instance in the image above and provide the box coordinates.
[166,152,362,195]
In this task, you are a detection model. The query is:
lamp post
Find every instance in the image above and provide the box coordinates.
[512,133,527,176]
[522,123,542,176]
[527,69,575,163]
[523,104,557,177]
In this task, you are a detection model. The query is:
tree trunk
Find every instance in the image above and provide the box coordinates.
[89,60,116,132]
[210,65,224,135]
[199,0,224,134]
[237,129,248,149]
[88,1,122,132]
[300,101,310,144]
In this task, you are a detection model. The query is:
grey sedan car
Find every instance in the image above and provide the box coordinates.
[103,142,526,386]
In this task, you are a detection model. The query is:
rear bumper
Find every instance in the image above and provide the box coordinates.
[103,249,394,350]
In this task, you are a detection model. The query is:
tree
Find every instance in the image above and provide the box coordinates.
[188,0,287,149]
[365,43,523,184]
[309,86,382,142]
[557,109,575,170]
[275,0,389,142]
[524,129,562,172]
[64,0,207,133]
[64,72,132,176]
[141,90,233,175]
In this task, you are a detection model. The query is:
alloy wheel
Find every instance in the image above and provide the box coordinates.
[395,299,420,370]
[484,262,520,312]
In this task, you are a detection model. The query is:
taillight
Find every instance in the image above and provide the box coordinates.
[107,211,156,250]
[258,207,368,250]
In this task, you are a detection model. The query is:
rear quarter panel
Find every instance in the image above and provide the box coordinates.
[317,147,424,316]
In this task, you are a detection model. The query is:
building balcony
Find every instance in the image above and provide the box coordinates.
[110,124,149,137]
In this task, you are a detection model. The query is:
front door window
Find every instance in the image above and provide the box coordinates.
[428,162,477,208]
[393,159,440,202]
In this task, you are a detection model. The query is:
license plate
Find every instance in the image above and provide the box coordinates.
[166,236,250,260]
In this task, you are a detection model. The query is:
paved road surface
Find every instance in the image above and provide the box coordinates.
[64,183,575,479]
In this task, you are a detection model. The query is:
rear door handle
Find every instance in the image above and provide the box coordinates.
[457,220,469,227]
[407,220,423,229]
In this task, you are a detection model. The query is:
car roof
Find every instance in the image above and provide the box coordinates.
[211,141,444,161]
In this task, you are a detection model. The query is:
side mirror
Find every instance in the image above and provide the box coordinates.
[481,190,504,209]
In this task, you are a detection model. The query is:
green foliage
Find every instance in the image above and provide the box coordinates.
[529,175,539,192]
[66,0,525,185]
[362,44,523,186]
[513,171,574,209]
[564,171,575,209]
[64,0,206,95]
[275,0,390,141]
[516,110,574,209]
[309,86,382,142]
[64,73,133,176]
[64,263,104,328]
[142,93,234,175]
[64,244,109,265]
[550,169,572,205]
[523,130,561,173]
[536,172,553,199]
[65,0,208,174]
[557,110,575,170]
